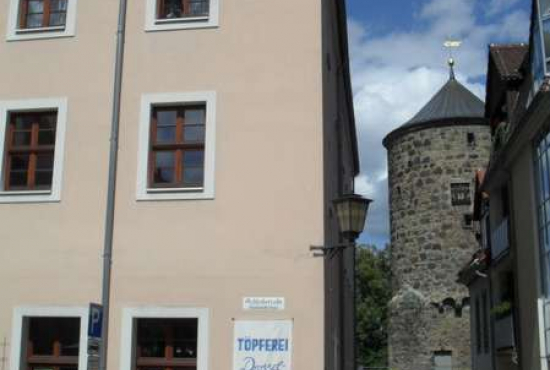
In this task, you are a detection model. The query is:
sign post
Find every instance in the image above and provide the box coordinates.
[87,304,103,370]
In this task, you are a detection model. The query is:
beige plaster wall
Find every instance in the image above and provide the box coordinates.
[0,0,119,360]
[0,0,330,369]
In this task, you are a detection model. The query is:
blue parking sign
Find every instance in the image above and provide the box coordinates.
[88,303,103,339]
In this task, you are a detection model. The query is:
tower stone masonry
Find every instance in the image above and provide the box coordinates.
[383,71,491,370]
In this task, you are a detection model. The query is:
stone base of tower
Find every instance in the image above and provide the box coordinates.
[389,286,472,370]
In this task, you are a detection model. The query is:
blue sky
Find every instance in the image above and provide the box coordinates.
[347,0,531,247]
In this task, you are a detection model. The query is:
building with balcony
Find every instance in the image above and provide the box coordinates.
[459,1,550,369]
[0,1,360,370]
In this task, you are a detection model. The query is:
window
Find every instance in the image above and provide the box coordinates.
[136,318,198,370]
[533,16,546,93]
[10,307,88,370]
[467,132,476,146]
[535,131,550,295]
[4,111,57,191]
[0,99,67,203]
[18,0,68,30]
[475,297,481,355]
[463,214,473,229]
[433,351,452,370]
[157,0,209,19]
[149,105,205,189]
[137,92,216,201]
[25,317,80,370]
[482,291,490,353]
[451,183,471,206]
[145,0,219,31]
[7,0,78,40]
[120,308,209,370]
[531,0,550,95]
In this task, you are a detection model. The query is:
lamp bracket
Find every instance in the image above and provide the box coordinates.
[309,243,355,258]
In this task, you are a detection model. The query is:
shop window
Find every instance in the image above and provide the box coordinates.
[23,317,81,370]
[120,308,209,370]
[136,318,198,370]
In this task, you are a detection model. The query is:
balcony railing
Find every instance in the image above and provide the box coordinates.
[491,218,509,260]
[494,314,514,349]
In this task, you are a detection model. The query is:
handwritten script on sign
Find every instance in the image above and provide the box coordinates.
[233,320,293,370]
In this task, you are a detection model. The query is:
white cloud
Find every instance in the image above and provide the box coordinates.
[486,0,522,15]
[350,0,529,246]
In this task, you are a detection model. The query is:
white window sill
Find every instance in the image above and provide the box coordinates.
[0,190,60,203]
[145,21,218,32]
[16,26,66,33]
[147,187,204,193]
[137,188,214,201]
[155,16,210,24]
[145,13,218,32]
[7,28,74,41]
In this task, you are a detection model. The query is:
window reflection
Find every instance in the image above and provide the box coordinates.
[541,0,550,17]
[535,131,550,295]
[149,105,206,189]
[533,20,545,92]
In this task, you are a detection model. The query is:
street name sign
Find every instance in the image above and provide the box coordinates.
[243,297,285,311]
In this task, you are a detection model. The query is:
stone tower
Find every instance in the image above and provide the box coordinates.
[383,67,491,370]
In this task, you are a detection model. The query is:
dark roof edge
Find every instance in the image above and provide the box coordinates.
[383,117,489,148]
[334,0,360,175]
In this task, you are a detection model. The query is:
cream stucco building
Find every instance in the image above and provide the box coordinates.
[0,1,359,370]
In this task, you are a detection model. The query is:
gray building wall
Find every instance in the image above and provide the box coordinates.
[387,123,491,370]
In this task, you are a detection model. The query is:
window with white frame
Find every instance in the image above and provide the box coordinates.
[0,98,67,203]
[10,307,89,370]
[120,308,209,370]
[6,0,78,41]
[145,0,219,31]
[137,92,216,201]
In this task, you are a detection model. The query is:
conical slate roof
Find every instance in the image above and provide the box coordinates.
[383,74,487,147]
[404,77,484,127]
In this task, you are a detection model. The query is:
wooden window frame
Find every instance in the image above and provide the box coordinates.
[137,92,216,201]
[135,319,198,370]
[18,0,68,30]
[4,111,57,192]
[148,105,205,189]
[156,0,209,20]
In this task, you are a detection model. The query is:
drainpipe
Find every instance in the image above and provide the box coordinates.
[100,0,128,370]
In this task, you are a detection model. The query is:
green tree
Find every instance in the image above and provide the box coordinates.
[356,245,391,367]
